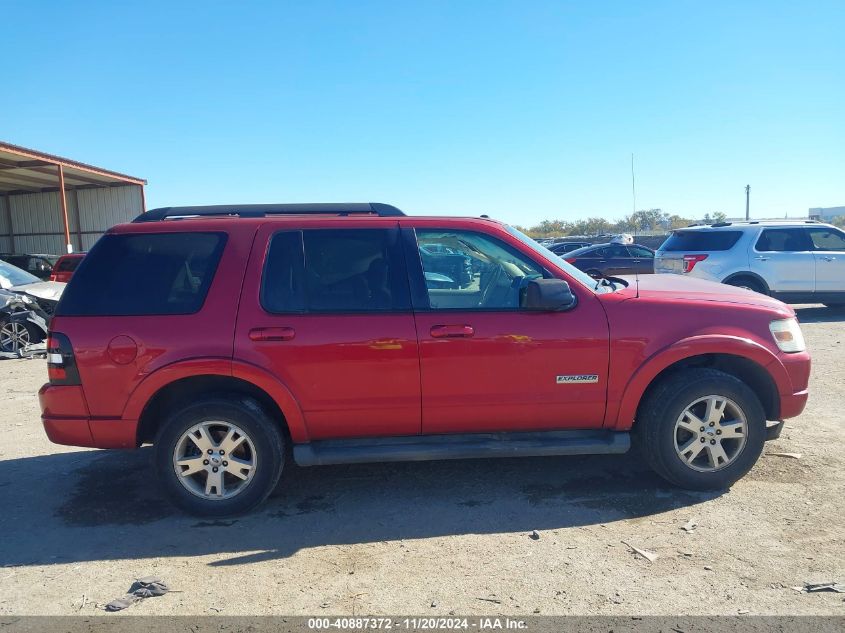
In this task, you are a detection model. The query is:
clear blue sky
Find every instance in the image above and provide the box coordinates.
[2,1,843,226]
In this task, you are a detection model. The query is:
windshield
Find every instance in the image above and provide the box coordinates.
[504,225,610,292]
[0,260,40,287]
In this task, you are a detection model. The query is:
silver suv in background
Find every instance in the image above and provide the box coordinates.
[655,221,845,306]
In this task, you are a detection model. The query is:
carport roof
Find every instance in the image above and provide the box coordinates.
[0,141,146,195]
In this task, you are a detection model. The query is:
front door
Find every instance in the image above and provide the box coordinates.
[807,226,845,294]
[750,228,815,293]
[235,224,421,440]
[405,226,610,435]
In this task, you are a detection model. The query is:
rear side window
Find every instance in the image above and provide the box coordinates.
[755,229,810,252]
[661,231,742,251]
[261,229,409,313]
[56,257,82,273]
[57,233,226,316]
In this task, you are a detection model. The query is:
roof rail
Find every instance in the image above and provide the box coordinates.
[133,202,405,223]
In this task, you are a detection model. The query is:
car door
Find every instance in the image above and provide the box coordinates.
[626,245,655,275]
[603,244,633,275]
[807,226,845,293]
[750,228,815,293]
[234,223,421,440]
[404,225,610,435]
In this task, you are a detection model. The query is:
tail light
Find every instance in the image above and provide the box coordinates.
[47,333,81,386]
[565,257,577,264]
[683,254,708,272]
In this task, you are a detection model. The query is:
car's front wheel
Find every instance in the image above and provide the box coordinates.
[155,396,285,516]
[635,368,766,490]
[0,319,34,354]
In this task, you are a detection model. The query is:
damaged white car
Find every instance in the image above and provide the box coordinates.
[0,260,65,355]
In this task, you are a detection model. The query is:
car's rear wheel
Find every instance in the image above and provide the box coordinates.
[725,276,767,295]
[634,368,766,490]
[154,396,284,516]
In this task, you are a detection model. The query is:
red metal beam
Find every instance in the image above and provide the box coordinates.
[57,165,72,253]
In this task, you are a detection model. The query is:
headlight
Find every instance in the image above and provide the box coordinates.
[19,294,33,304]
[769,318,806,353]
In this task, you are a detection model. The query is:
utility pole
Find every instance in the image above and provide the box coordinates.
[745,184,750,220]
[631,153,637,215]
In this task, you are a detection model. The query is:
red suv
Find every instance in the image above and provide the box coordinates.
[39,203,811,516]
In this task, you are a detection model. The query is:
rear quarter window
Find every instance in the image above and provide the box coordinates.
[57,232,226,316]
[661,230,743,251]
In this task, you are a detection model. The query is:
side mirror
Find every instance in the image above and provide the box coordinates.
[522,279,577,311]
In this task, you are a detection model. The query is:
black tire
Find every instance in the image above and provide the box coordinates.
[725,276,767,295]
[154,396,285,516]
[634,368,766,491]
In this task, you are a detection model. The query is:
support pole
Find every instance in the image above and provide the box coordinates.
[745,184,750,221]
[57,164,72,253]
[140,184,147,214]
[2,194,14,252]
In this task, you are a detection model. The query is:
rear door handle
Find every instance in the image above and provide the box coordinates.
[249,327,296,341]
[430,324,474,339]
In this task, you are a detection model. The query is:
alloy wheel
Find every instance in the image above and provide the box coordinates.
[0,321,30,353]
[172,421,258,500]
[673,395,748,472]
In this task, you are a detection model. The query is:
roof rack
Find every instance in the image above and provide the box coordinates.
[133,202,405,223]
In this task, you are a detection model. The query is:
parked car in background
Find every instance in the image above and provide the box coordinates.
[0,289,49,355]
[49,253,86,283]
[563,242,655,278]
[654,221,845,306]
[0,253,59,280]
[419,242,473,288]
[40,203,809,516]
[548,241,591,255]
[0,260,66,317]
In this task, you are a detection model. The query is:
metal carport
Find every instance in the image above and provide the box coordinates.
[0,141,147,255]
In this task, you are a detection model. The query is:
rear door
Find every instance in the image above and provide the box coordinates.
[405,225,610,435]
[750,228,815,293]
[234,223,421,440]
[807,226,845,293]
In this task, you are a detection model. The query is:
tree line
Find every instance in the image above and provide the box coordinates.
[515,209,728,238]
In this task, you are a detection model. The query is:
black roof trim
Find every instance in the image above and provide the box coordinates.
[133,202,405,223]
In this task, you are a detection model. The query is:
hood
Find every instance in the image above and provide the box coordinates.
[10,280,66,302]
[612,274,792,312]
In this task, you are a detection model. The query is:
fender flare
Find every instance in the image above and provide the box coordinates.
[610,335,791,430]
[122,357,309,442]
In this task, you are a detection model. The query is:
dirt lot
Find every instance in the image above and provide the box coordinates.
[0,305,843,616]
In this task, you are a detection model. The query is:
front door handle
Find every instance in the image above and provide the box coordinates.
[430,324,475,339]
[755,256,770,261]
[249,327,296,342]
[821,256,836,262]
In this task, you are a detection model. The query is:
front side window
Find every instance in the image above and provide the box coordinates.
[755,229,810,252]
[628,245,654,258]
[807,227,845,251]
[262,229,408,313]
[414,229,543,310]
[603,244,628,258]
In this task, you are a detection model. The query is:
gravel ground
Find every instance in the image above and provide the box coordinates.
[0,305,843,616]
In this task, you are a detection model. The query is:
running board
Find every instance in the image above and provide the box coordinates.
[293,430,630,467]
